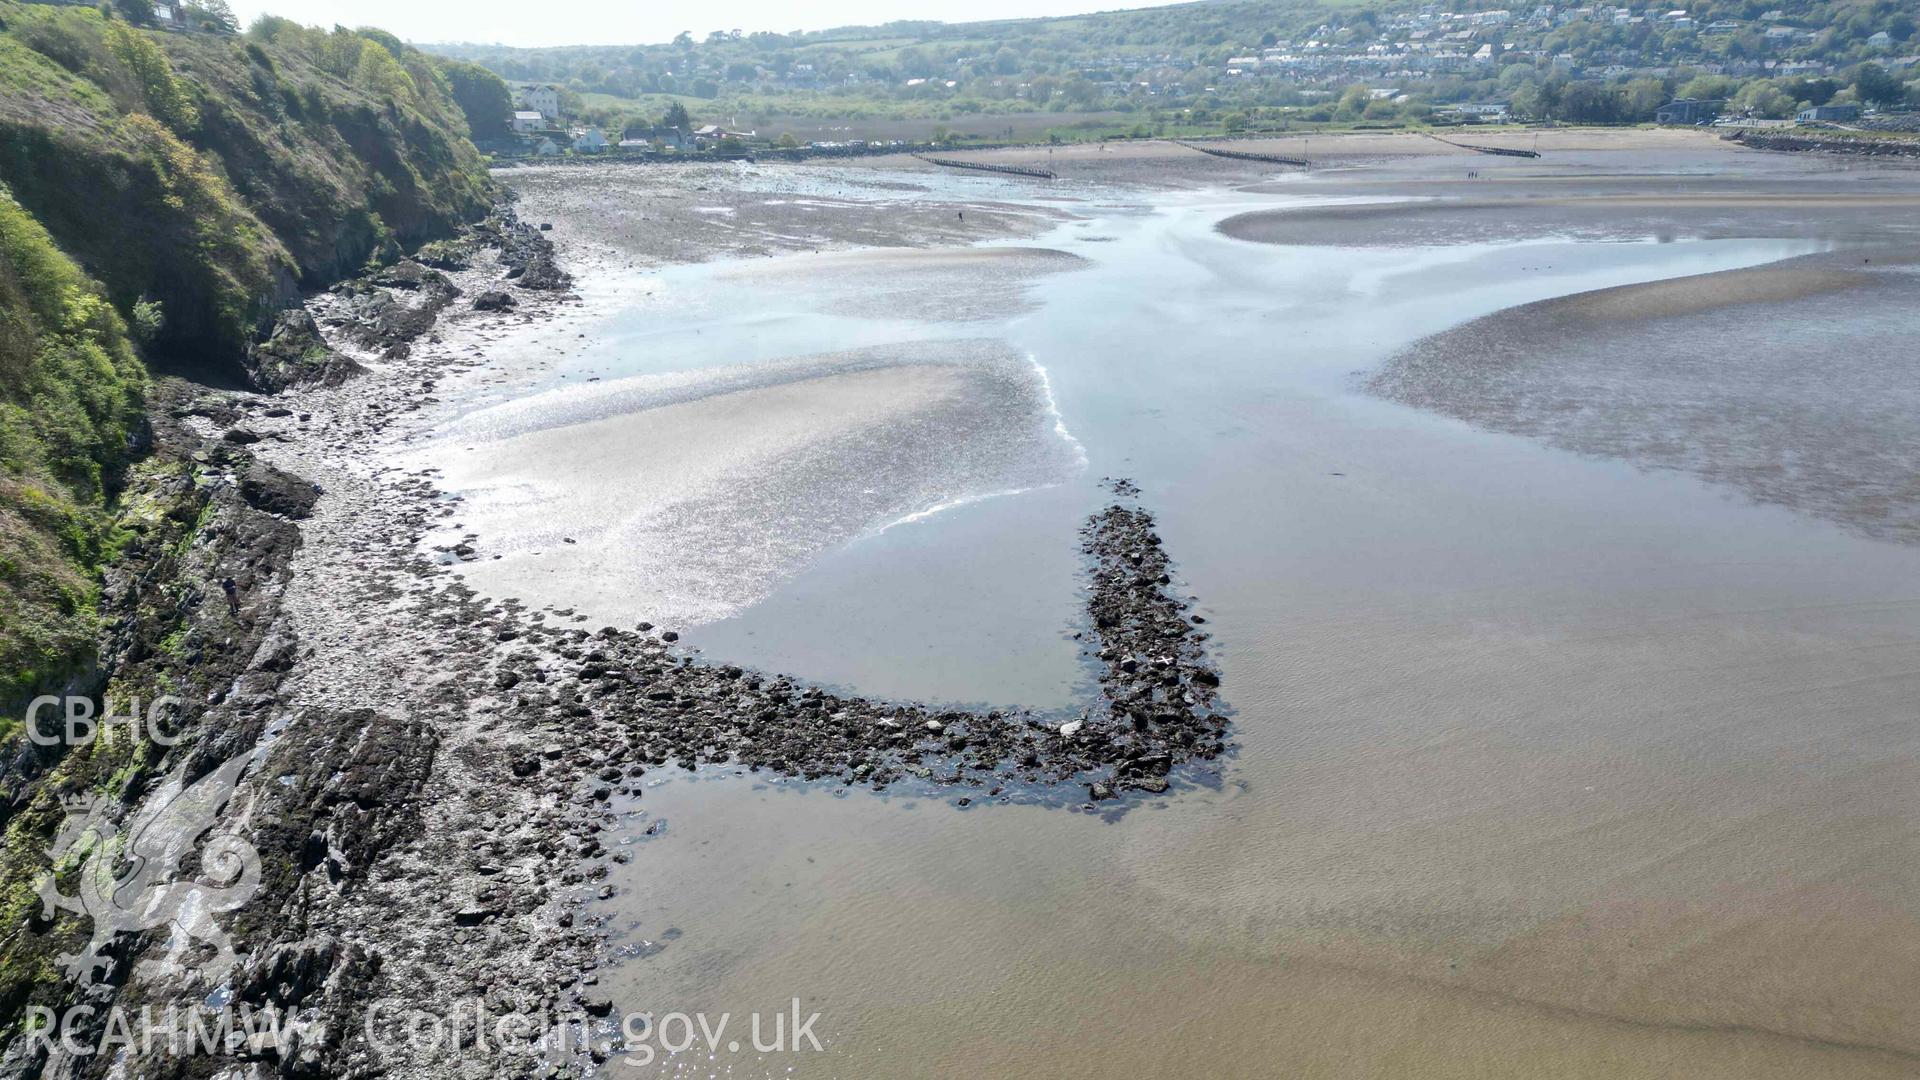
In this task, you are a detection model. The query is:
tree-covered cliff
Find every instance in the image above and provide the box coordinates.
[0,2,496,369]
[0,0,502,714]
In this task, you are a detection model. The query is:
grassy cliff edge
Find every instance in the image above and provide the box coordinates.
[0,1,496,369]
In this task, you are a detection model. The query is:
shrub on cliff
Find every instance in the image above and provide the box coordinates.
[0,185,145,713]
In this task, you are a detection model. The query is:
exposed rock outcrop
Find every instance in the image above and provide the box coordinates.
[246,310,365,393]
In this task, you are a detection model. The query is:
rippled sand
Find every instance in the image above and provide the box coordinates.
[413,341,1082,626]
[1372,248,1920,545]
[717,245,1086,321]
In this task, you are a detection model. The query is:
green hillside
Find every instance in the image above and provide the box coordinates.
[0,186,143,717]
[0,2,494,367]
[432,0,1916,136]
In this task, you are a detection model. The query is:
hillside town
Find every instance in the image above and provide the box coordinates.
[435,0,1916,153]
[1223,3,1914,88]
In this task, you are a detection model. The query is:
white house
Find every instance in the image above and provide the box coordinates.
[1450,101,1511,119]
[516,84,562,121]
[572,127,609,153]
[512,111,545,134]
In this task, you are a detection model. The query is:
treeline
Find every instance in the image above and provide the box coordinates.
[1504,62,1907,121]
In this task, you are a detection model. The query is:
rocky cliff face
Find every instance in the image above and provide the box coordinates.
[0,6,501,1043]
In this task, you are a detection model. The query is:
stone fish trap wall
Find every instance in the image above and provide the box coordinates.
[489,486,1228,807]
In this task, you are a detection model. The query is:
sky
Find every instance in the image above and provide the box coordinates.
[225,0,1166,49]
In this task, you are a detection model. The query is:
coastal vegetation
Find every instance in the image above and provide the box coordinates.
[0,0,494,724]
[0,1,493,368]
[0,188,143,719]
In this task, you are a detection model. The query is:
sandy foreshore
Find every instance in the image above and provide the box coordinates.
[1371,242,1920,547]
[857,126,1749,185]
[1218,191,1920,247]
[411,341,1084,626]
[399,140,1920,1077]
[64,155,1223,1078]
[49,129,1920,1079]
[498,160,1075,270]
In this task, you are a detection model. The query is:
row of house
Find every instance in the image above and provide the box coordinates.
[508,123,759,158]
[1217,1,1916,89]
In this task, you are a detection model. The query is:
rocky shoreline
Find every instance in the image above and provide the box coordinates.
[6,171,1227,1078]
[1,202,586,1080]
[1728,129,1920,160]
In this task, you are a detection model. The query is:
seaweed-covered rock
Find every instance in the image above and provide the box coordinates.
[369,259,441,290]
[246,310,364,393]
[412,238,477,271]
[328,264,462,360]
[495,211,572,291]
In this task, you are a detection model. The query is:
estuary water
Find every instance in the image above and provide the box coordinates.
[424,173,1920,1077]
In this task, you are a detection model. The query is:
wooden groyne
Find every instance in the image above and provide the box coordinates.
[913,154,1057,179]
[1172,141,1310,167]
[1424,133,1541,158]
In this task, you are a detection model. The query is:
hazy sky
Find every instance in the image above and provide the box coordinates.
[226,1,1161,49]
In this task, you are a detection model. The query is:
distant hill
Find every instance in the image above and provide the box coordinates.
[428,0,1912,139]
[427,0,1915,135]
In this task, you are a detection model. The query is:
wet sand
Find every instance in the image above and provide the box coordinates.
[863,128,1749,189]
[1511,260,1871,318]
[500,161,1073,269]
[444,133,1920,1078]
[1371,244,1920,546]
[1219,193,1920,247]
[415,341,1083,628]
[716,245,1087,321]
